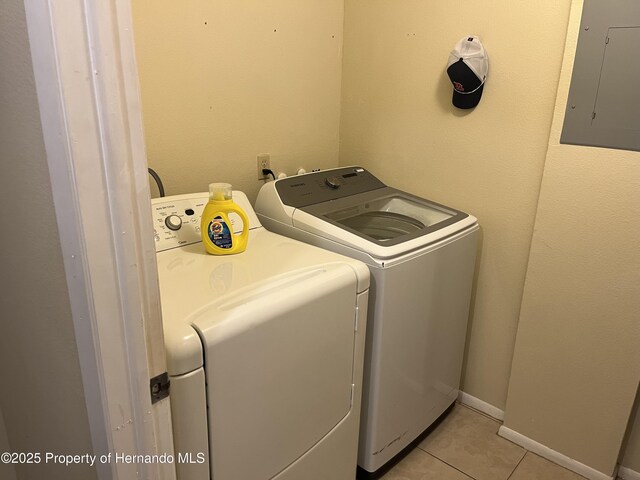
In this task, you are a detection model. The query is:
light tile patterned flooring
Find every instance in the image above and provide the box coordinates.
[380,403,590,480]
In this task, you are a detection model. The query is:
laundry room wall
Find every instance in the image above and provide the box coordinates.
[622,401,640,474]
[339,0,572,410]
[0,408,16,480]
[131,0,344,201]
[0,0,97,478]
[503,0,640,475]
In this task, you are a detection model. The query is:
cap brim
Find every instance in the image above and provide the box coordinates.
[452,84,484,109]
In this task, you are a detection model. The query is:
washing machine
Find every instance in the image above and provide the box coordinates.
[255,167,479,478]
[152,190,369,480]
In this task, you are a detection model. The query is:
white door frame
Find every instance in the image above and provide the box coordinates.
[23,1,174,478]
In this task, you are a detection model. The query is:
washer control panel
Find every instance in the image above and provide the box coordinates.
[274,167,386,208]
[151,193,208,252]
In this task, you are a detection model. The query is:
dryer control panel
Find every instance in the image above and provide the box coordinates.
[275,167,386,208]
[151,193,209,252]
[151,192,259,252]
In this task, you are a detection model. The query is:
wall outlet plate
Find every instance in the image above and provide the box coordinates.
[257,154,271,180]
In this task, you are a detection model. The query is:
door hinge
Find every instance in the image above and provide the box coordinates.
[150,372,170,404]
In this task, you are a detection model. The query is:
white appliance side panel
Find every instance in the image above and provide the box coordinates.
[254,182,297,228]
[198,265,359,480]
[358,228,478,472]
[170,368,209,480]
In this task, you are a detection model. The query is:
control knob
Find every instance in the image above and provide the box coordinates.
[325,176,342,189]
[165,214,183,231]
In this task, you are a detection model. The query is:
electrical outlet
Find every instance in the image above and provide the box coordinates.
[257,154,271,180]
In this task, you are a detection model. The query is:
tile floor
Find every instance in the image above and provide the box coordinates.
[380,403,595,480]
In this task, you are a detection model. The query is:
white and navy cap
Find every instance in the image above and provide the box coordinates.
[446,36,489,109]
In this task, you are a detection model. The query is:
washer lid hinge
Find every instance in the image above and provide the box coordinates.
[150,372,170,404]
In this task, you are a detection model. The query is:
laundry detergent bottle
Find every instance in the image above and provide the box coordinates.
[201,183,249,255]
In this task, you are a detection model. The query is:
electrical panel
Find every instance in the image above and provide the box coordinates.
[561,0,640,152]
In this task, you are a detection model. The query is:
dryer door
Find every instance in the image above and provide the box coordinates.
[192,264,358,480]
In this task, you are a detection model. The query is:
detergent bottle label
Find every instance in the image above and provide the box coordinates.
[207,216,232,249]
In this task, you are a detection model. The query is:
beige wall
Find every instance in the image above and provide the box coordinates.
[340,0,572,409]
[0,408,16,480]
[0,1,97,478]
[623,400,640,472]
[503,0,640,475]
[132,0,345,202]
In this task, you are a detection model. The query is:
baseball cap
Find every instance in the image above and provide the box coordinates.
[447,36,489,109]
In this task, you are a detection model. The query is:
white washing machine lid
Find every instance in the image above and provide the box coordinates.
[300,188,473,244]
[255,167,478,260]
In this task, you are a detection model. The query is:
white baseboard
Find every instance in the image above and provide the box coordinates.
[498,425,615,480]
[619,466,640,480]
[457,391,505,422]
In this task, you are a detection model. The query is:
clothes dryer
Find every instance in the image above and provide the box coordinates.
[255,167,478,478]
[153,191,369,480]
